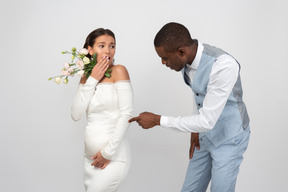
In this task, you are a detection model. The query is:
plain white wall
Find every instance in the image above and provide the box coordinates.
[1,0,287,191]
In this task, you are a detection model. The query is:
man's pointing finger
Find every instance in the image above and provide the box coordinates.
[128,116,139,123]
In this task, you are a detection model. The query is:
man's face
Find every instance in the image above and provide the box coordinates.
[155,46,186,72]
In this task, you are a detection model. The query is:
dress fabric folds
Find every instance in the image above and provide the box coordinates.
[71,78,133,192]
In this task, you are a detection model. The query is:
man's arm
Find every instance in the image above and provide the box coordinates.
[129,112,161,129]
[129,55,239,132]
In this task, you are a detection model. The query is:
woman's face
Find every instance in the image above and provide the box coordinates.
[88,34,116,66]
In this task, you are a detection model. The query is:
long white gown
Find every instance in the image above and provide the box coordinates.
[71,76,133,192]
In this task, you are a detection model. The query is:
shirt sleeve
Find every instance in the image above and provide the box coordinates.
[160,55,239,132]
[101,81,133,160]
[71,77,99,121]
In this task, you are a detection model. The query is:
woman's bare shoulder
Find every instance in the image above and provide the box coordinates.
[111,64,130,81]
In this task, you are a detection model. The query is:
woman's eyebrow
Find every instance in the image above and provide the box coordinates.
[97,42,115,44]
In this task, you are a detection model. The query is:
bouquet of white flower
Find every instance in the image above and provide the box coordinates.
[49,47,112,84]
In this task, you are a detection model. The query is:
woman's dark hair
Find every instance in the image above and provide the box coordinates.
[83,28,116,58]
[154,22,194,52]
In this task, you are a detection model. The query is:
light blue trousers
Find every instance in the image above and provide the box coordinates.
[181,127,250,192]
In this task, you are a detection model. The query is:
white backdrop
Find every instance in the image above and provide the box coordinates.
[1,0,287,191]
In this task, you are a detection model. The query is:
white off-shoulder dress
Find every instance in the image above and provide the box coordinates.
[71,76,133,192]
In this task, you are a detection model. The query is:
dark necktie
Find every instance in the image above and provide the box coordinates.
[183,68,191,86]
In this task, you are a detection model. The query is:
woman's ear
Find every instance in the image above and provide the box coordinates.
[88,46,93,56]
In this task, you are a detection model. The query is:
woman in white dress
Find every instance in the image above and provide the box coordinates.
[71,28,133,192]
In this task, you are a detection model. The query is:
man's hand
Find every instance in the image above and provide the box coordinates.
[189,133,200,159]
[129,112,161,129]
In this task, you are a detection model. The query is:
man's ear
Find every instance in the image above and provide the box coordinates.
[177,47,186,56]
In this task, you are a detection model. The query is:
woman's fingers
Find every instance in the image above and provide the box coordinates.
[91,151,110,169]
[100,161,110,169]
[90,56,110,80]
[91,160,101,168]
[91,160,110,169]
[100,58,110,72]
[98,56,109,69]
[95,56,109,72]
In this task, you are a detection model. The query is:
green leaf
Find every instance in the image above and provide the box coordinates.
[104,73,111,78]
[89,53,96,66]
[104,69,112,78]
[93,53,97,63]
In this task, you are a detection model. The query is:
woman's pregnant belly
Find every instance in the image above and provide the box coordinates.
[84,119,116,158]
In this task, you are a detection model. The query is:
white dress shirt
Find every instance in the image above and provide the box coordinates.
[160,43,239,133]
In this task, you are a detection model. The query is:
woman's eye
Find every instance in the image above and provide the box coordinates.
[99,45,104,48]
[110,45,115,49]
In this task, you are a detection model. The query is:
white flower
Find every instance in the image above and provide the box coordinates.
[64,62,70,69]
[76,60,84,69]
[77,70,84,77]
[63,78,68,84]
[61,70,68,76]
[79,48,88,55]
[49,46,104,86]
[83,56,90,64]
[61,69,70,76]
[54,77,61,84]
[67,67,73,73]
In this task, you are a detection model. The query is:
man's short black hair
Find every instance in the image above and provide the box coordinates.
[154,22,194,52]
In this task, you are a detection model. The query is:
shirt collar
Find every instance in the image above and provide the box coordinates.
[186,42,204,70]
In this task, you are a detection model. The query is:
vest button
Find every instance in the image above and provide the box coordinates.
[198,103,201,106]
[196,93,199,96]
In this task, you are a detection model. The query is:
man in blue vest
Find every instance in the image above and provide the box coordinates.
[129,22,250,192]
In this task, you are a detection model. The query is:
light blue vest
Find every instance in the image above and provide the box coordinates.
[183,44,250,147]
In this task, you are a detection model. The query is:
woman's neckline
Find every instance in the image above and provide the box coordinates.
[98,80,130,85]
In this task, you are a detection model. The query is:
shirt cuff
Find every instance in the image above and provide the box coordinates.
[78,76,99,91]
[86,76,99,86]
[101,150,112,160]
[160,116,169,127]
